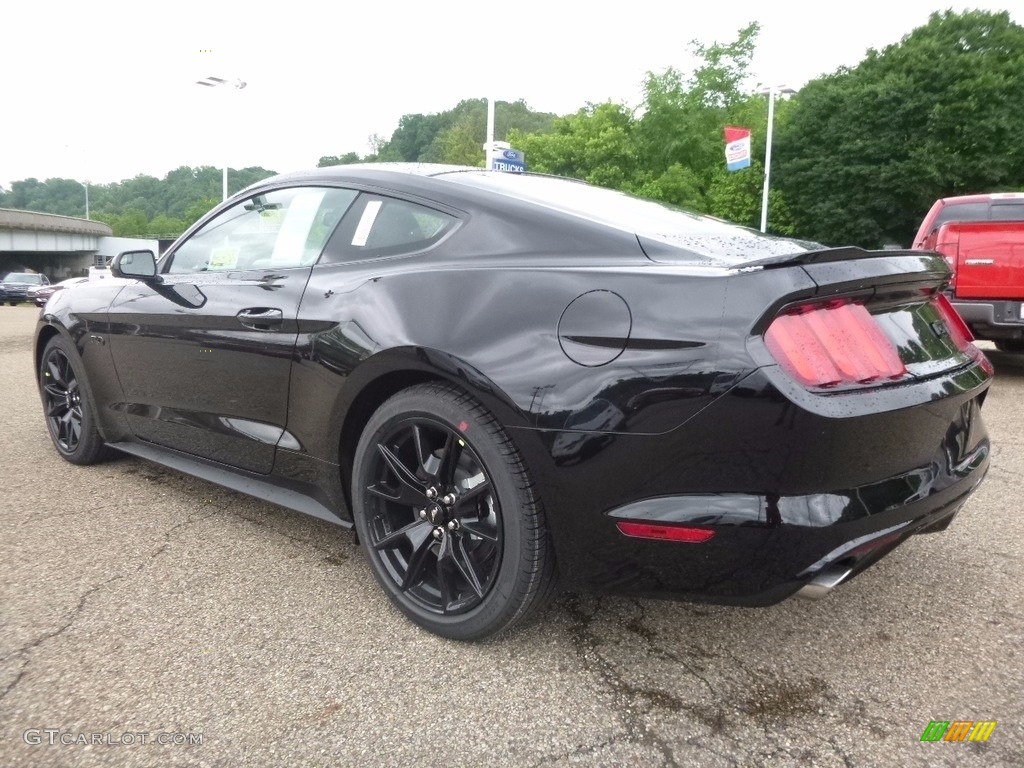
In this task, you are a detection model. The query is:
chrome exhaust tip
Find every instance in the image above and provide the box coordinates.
[796,566,854,600]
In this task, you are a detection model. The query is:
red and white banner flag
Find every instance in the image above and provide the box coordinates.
[724,126,751,171]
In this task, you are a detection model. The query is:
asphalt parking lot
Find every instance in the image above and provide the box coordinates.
[1,304,1022,767]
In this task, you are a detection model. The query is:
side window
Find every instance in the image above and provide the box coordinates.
[324,195,455,263]
[165,187,356,274]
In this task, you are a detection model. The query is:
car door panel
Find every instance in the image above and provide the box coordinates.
[103,186,356,474]
[106,269,308,473]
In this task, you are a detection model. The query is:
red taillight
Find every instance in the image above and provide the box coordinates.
[765,300,907,388]
[934,294,993,375]
[616,521,715,543]
[934,232,960,289]
[934,293,973,344]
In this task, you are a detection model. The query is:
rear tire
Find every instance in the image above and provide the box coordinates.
[994,339,1024,353]
[39,336,110,465]
[352,382,555,641]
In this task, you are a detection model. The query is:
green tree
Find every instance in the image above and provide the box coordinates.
[508,23,769,221]
[775,10,1024,248]
[510,102,637,188]
[317,152,362,167]
[147,214,187,237]
[379,99,557,164]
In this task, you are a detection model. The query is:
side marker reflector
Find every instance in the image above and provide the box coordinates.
[616,521,715,543]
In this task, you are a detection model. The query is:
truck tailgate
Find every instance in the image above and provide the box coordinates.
[947,221,1024,299]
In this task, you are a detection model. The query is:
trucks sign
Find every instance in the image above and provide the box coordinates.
[492,148,527,173]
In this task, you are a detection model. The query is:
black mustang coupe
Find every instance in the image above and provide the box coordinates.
[35,164,992,640]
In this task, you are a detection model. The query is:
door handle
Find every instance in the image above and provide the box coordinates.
[237,307,283,330]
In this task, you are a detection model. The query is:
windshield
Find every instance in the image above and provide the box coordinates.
[2,273,42,284]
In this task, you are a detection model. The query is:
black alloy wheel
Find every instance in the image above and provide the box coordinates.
[365,418,501,614]
[39,336,109,464]
[353,383,555,640]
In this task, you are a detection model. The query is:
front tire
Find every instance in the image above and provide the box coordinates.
[39,336,109,464]
[352,383,555,641]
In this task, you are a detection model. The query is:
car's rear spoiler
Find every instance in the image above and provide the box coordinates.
[739,246,920,269]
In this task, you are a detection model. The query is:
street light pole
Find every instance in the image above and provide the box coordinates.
[76,179,89,219]
[484,97,496,170]
[757,85,796,233]
[196,76,247,201]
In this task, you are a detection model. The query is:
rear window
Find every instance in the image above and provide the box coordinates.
[932,202,989,230]
[322,195,456,262]
[991,203,1024,221]
[440,172,812,265]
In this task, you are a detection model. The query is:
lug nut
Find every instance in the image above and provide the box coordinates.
[426,488,438,500]
[447,520,459,531]
[419,509,427,519]
[443,493,457,506]
[432,528,443,539]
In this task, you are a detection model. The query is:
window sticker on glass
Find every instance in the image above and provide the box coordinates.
[270,190,326,266]
[208,246,240,270]
[259,208,286,233]
[352,200,383,247]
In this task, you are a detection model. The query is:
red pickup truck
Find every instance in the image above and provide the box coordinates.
[913,193,1024,352]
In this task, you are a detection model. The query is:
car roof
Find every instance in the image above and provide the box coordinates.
[940,192,1024,205]
[260,163,480,185]
[244,163,812,265]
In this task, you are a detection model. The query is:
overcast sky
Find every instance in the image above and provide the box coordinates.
[2,1,1019,189]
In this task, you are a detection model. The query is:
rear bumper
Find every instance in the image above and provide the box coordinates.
[516,362,992,605]
[952,298,1024,340]
[601,446,987,605]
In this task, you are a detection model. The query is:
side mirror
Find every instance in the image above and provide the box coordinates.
[110,250,160,282]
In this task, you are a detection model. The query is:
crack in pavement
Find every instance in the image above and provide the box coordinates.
[526,736,625,767]
[546,594,681,767]
[0,508,219,703]
[620,599,720,699]
[0,573,122,701]
[12,503,119,527]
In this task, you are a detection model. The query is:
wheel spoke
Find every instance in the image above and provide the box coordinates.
[46,358,65,386]
[376,443,427,504]
[452,536,485,598]
[43,383,65,399]
[400,534,435,591]
[59,412,73,445]
[453,479,491,513]
[372,519,431,551]
[435,431,461,486]
[366,480,425,508]
[435,534,456,612]
[411,424,430,474]
[460,523,499,543]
